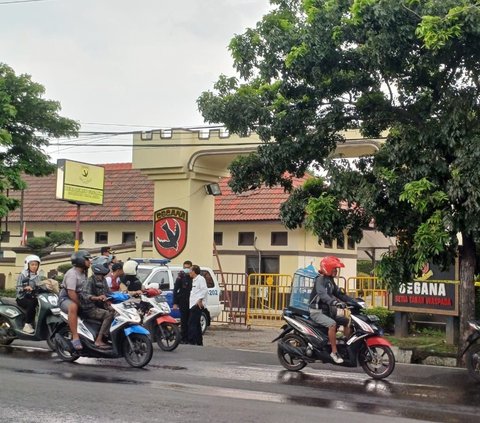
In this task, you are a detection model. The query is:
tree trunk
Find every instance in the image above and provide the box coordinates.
[459,233,476,353]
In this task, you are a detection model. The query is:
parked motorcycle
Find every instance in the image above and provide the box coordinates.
[0,286,63,350]
[54,292,153,368]
[461,320,480,382]
[136,288,181,351]
[273,299,395,379]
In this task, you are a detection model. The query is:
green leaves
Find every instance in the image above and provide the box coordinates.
[0,63,78,220]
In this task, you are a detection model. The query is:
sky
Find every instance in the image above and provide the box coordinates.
[1,0,271,164]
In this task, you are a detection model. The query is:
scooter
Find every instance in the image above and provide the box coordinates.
[136,288,181,351]
[54,292,153,368]
[0,286,64,350]
[461,320,480,382]
[273,299,396,379]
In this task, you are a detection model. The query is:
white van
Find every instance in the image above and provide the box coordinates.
[134,259,222,333]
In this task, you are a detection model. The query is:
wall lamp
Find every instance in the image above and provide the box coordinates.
[204,183,222,196]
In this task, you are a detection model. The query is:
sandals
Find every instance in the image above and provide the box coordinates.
[72,339,83,350]
[95,343,110,349]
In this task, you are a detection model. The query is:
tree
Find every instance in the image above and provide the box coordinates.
[26,231,76,257]
[198,0,480,348]
[0,63,79,221]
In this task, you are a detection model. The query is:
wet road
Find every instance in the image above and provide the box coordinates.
[0,341,479,423]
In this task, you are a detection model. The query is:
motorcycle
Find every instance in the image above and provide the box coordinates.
[54,292,153,368]
[461,320,480,382]
[273,299,396,379]
[136,288,181,351]
[0,285,64,350]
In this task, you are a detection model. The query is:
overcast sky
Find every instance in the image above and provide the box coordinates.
[1,0,271,163]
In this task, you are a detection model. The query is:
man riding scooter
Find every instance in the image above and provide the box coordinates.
[308,256,354,364]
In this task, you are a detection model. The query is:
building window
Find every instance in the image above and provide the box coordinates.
[214,232,223,246]
[0,231,10,242]
[323,238,332,248]
[337,235,345,249]
[149,232,153,242]
[246,255,279,274]
[71,232,83,243]
[271,231,288,246]
[238,232,254,246]
[122,232,136,243]
[26,231,34,240]
[95,232,108,244]
[347,235,355,250]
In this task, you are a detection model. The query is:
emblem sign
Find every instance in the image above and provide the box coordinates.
[153,207,188,259]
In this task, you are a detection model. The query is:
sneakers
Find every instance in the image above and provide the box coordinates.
[22,323,34,334]
[330,352,344,364]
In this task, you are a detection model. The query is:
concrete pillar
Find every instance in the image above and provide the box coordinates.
[394,311,409,337]
[445,316,459,345]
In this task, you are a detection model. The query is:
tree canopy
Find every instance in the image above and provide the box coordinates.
[0,63,79,219]
[198,0,480,344]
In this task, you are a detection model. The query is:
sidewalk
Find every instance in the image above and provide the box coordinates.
[204,323,459,366]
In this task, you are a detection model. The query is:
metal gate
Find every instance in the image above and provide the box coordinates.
[213,272,248,326]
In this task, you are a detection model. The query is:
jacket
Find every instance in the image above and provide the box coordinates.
[309,274,352,316]
[16,270,41,300]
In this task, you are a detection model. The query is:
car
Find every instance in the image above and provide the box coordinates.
[133,259,222,334]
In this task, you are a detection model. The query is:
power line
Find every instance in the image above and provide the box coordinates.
[0,0,53,5]
[47,142,264,148]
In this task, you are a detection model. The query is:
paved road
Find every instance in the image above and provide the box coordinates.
[0,338,479,423]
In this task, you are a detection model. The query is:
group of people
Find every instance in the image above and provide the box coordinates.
[17,247,348,357]
[172,260,208,346]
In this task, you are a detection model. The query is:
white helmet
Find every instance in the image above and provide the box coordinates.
[123,260,138,276]
[24,254,41,269]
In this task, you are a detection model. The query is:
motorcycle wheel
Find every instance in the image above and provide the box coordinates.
[156,323,180,351]
[359,344,395,379]
[277,333,307,371]
[0,316,15,345]
[55,325,80,363]
[46,335,56,351]
[123,333,153,368]
[465,343,480,382]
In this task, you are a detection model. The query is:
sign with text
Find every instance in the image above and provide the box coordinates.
[56,160,105,205]
[390,280,459,316]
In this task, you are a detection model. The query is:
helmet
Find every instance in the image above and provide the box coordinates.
[123,260,138,276]
[319,256,345,276]
[24,254,41,269]
[71,250,92,268]
[91,256,111,275]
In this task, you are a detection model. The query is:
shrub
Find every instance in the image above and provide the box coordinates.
[0,289,16,298]
[364,306,395,333]
[357,260,374,276]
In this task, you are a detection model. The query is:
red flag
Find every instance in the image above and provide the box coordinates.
[20,222,27,246]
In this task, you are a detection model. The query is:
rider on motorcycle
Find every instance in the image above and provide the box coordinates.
[82,256,115,348]
[309,256,354,364]
[16,255,43,334]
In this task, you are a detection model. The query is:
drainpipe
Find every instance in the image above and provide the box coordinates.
[253,236,262,273]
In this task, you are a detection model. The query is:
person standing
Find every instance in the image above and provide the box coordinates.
[172,260,192,343]
[16,255,42,333]
[187,265,208,346]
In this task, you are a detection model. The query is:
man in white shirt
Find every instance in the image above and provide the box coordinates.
[187,265,208,345]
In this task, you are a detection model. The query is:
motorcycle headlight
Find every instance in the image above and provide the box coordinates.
[48,295,58,305]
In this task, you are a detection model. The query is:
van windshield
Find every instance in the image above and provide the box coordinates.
[136,267,153,283]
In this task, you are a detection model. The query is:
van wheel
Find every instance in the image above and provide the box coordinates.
[200,312,209,334]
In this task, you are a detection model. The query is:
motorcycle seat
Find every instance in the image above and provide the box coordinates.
[0,296,28,314]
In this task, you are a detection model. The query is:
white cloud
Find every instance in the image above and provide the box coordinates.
[0,0,271,163]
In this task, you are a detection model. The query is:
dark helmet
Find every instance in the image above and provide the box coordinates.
[71,250,92,268]
[91,256,111,275]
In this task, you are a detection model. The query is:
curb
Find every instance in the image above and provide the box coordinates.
[391,346,458,367]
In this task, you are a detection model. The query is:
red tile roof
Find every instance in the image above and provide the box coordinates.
[8,163,155,222]
[7,164,309,223]
[215,176,310,222]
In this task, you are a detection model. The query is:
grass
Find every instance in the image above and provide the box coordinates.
[386,329,458,356]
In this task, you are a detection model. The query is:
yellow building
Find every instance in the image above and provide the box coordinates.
[0,163,359,289]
